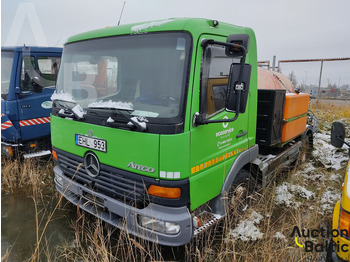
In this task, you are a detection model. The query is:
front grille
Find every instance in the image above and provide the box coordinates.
[56,149,154,208]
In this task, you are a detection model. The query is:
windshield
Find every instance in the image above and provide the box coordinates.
[1,51,14,97]
[55,32,191,122]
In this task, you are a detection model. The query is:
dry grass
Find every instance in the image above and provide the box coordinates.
[1,157,55,197]
[310,99,350,123]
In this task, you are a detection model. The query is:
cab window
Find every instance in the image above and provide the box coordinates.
[21,56,61,91]
[201,45,239,117]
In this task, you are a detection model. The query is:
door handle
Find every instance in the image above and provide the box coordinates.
[236,131,247,138]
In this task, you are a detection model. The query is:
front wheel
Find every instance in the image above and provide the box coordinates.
[226,169,258,214]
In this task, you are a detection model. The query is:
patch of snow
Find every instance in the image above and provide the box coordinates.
[274,183,300,208]
[88,100,133,110]
[230,211,264,241]
[135,116,148,123]
[131,19,174,33]
[107,117,114,123]
[289,184,315,200]
[301,172,324,182]
[329,173,341,181]
[274,182,315,208]
[312,132,348,170]
[51,92,75,103]
[302,163,317,174]
[274,232,286,241]
[128,116,148,130]
[72,104,85,119]
[319,190,341,213]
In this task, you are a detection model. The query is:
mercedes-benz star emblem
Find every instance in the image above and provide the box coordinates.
[84,152,100,177]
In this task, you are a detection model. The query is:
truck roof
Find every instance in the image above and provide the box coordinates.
[66,18,254,44]
[1,46,62,53]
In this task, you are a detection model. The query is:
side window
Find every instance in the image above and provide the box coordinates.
[21,56,61,91]
[37,56,61,88]
[201,45,239,117]
[20,56,36,91]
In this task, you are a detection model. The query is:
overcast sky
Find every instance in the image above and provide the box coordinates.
[2,0,350,87]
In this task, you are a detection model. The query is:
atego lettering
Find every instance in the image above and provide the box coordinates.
[127,162,155,173]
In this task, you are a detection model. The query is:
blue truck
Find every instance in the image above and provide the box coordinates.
[1,46,62,158]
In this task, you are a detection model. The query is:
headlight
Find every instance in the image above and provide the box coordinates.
[137,215,180,235]
[339,207,350,240]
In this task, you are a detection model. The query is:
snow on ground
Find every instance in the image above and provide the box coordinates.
[231,112,348,247]
[230,211,264,241]
[274,182,315,208]
[319,190,341,214]
[313,132,348,171]
[289,184,315,200]
[274,183,299,208]
[274,126,347,211]
[274,232,287,241]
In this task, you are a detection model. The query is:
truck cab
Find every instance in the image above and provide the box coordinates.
[1,46,62,157]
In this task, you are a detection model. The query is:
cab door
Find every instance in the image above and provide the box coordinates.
[15,52,61,141]
[189,34,251,210]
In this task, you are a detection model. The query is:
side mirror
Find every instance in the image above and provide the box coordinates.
[331,121,345,148]
[226,63,251,113]
[32,77,43,93]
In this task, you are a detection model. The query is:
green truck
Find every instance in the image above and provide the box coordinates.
[51,18,316,246]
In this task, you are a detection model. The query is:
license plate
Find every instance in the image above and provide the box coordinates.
[75,134,107,152]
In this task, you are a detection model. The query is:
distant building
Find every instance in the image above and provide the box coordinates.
[302,85,348,98]
[318,88,340,98]
[303,85,318,98]
[340,89,350,98]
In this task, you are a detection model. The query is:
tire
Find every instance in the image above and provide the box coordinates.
[227,169,257,214]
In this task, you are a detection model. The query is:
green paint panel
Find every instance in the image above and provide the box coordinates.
[189,157,236,209]
[51,115,160,178]
[159,132,190,180]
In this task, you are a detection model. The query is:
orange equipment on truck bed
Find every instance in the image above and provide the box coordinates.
[257,67,310,146]
[281,92,310,142]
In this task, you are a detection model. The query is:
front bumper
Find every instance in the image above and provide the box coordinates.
[1,141,21,156]
[54,165,193,246]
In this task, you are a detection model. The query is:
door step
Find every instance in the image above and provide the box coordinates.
[23,150,51,159]
[193,211,223,236]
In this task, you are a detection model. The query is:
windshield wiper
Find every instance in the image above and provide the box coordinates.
[56,101,85,120]
[89,107,147,132]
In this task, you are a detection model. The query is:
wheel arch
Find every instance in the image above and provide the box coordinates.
[207,144,259,215]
